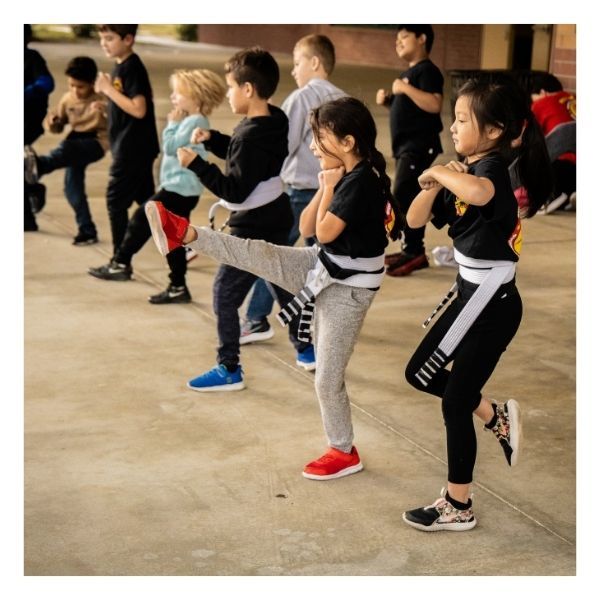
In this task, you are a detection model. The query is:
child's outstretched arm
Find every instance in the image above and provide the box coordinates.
[418,162,494,206]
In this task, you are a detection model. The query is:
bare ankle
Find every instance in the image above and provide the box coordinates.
[183,226,197,244]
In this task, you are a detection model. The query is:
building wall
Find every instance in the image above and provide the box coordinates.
[549,24,576,92]
[195,24,482,72]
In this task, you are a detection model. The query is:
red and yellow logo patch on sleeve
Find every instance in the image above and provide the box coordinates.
[113,77,123,92]
[454,197,468,216]
[508,218,522,257]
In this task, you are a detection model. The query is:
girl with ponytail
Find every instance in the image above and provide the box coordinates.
[402,75,552,532]
[145,96,397,481]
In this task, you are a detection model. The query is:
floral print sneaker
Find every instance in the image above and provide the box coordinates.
[403,488,477,532]
[487,399,522,466]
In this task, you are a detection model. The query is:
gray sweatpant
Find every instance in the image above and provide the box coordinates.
[187,226,376,453]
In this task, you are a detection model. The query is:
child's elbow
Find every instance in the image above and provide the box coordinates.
[406,213,425,229]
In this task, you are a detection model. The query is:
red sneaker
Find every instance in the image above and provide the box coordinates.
[145,201,190,256]
[384,251,404,266]
[386,252,429,277]
[302,446,363,480]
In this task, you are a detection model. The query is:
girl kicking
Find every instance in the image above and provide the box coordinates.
[145,97,402,480]
[402,75,552,531]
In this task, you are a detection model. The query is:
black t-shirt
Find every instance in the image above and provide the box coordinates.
[389,58,444,158]
[323,161,389,258]
[108,53,159,162]
[430,153,521,262]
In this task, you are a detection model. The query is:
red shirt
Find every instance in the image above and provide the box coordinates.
[531,91,576,163]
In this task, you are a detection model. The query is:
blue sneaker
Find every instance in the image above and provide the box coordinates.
[187,364,245,392]
[296,345,316,371]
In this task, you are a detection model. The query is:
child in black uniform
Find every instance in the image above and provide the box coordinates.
[89,24,159,276]
[173,47,314,389]
[145,96,402,480]
[376,25,444,276]
[402,75,551,531]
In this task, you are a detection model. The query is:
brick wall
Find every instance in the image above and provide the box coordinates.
[195,24,482,71]
[551,47,576,92]
[549,25,576,92]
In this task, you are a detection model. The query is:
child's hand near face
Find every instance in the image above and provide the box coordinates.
[418,167,443,190]
[319,166,346,189]
[168,107,186,122]
[177,147,198,168]
[191,127,211,144]
[94,72,112,95]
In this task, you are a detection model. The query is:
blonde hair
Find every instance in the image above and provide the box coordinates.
[295,34,336,75]
[170,69,227,116]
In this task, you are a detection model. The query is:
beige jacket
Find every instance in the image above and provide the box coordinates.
[45,91,109,151]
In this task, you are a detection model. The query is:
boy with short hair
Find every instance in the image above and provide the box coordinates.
[241,34,346,343]
[89,24,159,275]
[376,24,444,276]
[25,56,107,245]
[175,46,314,391]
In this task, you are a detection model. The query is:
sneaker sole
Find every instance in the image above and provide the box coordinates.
[145,201,170,256]
[506,398,522,466]
[73,239,98,246]
[186,381,246,393]
[239,329,275,345]
[386,259,429,277]
[402,513,477,532]
[148,296,191,304]
[302,462,363,480]
[543,193,568,215]
[296,359,316,371]
[87,271,132,281]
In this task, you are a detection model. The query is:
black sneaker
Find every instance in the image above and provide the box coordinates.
[386,251,429,277]
[239,318,274,345]
[73,232,98,246]
[24,145,38,185]
[28,182,46,214]
[88,260,132,281]
[485,399,522,466]
[148,284,191,304]
[403,488,477,532]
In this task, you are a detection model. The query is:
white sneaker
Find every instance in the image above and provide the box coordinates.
[539,192,568,215]
[431,246,458,268]
[185,247,198,263]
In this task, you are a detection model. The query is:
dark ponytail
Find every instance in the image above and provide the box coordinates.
[459,75,553,218]
[514,116,553,217]
[368,147,404,240]
[310,96,404,240]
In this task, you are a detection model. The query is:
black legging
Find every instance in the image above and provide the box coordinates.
[405,276,523,484]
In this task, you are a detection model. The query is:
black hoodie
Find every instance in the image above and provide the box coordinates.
[187,104,293,238]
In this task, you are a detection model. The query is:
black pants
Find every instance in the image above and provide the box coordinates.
[393,151,437,255]
[552,159,576,197]
[213,230,308,370]
[114,189,198,287]
[405,276,523,484]
[106,158,155,254]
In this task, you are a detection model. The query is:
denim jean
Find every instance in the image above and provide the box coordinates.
[37,137,105,236]
[246,187,317,321]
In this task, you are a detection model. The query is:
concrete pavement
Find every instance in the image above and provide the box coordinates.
[24,38,576,576]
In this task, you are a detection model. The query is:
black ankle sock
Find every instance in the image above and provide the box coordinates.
[223,364,239,373]
[485,403,499,429]
[445,490,472,510]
